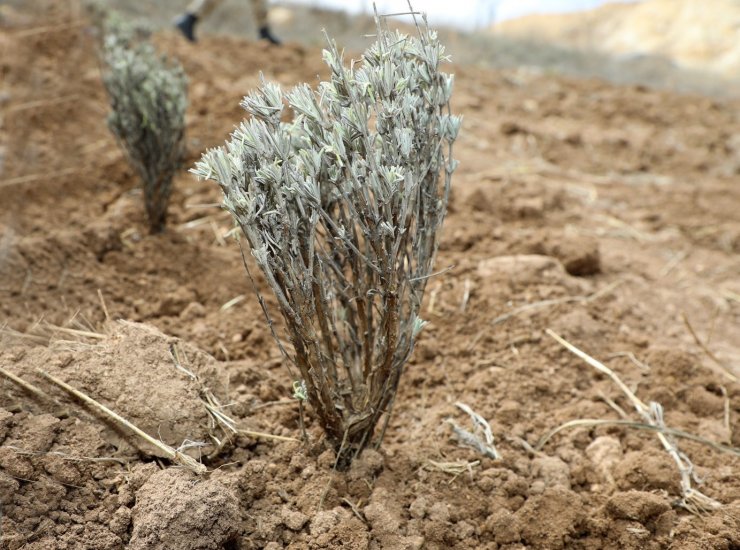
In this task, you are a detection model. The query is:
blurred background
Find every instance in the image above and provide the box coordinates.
[74,0,740,97]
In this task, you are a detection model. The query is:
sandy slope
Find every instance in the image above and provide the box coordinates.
[494,0,740,77]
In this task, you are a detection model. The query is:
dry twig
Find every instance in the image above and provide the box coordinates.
[424,459,480,483]
[490,278,623,327]
[681,312,738,383]
[38,370,207,475]
[536,418,740,457]
[0,367,58,406]
[447,402,500,460]
[169,343,297,446]
[5,446,133,465]
[546,328,723,513]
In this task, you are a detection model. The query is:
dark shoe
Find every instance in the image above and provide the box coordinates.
[175,13,198,42]
[259,25,281,45]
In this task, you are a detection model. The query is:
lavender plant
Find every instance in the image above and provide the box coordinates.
[102,19,187,234]
[195,15,460,466]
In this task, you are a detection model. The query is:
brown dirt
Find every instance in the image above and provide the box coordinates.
[1,3,740,550]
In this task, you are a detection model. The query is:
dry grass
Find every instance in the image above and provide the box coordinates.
[681,312,738,383]
[536,418,740,457]
[447,402,500,460]
[0,365,209,475]
[38,369,207,475]
[546,328,726,513]
[1,316,296,475]
[422,459,481,483]
[169,341,299,449]
[0,366,59,406]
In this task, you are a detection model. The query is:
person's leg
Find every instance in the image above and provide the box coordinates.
[250,0,281,45]
[189,0,221,19]
[175,0,222,42]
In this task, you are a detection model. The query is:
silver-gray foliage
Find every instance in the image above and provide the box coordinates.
[195,18,460,465]
[102,20,187,233]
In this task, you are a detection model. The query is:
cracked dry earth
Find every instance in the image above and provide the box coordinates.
[1,3,740,549]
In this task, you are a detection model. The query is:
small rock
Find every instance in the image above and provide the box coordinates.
[417,341,439,362]
[309,509,341,536]
[109,507,132,537]
[502,472,529,498]
[409,496,428,519]
[455,519,476,539]
[0,471,20,505]
[654,509,677,536]
[316,448,336,469]
[281,507,308,531]
[487,509,521,544]
[529,479,546,495]
[84,221,122,259]
[129,463,160,492]
[0,449,33,480]
[404,535,425,550]
[532,456,571,489]
[0,409,13,439]
[464,187,494,213]
[585,436,622,484]
[477,254,568,285]
[157,288,197,317]
[697,418,731,445]
[552,309,604,341]
[500,120,528,135]
[427,502,450,523]
[364,488,402,534]
[497,399,521,424]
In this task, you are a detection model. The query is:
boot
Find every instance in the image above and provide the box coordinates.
[175,12,198,42]
[259,25,281,45]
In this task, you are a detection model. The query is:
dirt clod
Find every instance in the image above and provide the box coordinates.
[516,487,583,549]
[613,450,682,493]
[129,469,240,550]
[607,490,671,523]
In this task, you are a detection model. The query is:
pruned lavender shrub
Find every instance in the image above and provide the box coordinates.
[194,16,460,466]
[102,19,187,234]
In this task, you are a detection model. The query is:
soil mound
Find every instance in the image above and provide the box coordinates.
[2,320,227,457]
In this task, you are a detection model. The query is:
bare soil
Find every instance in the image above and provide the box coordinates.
[1,3,739,549]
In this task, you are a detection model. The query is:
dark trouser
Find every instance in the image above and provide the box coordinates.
[186,0,268,27]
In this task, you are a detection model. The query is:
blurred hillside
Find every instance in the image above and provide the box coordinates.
[494,0,740,78]
[109,0,740,97]
[3,0,738,97]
